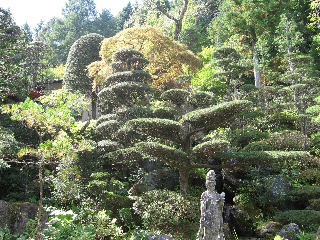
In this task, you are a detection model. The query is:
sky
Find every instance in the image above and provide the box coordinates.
[1,0,140,29]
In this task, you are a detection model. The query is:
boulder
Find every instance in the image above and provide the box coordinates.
[147,232,173,240]
[257,221,283,238]
[269,175,291,199]
[278,223,302,240]
[268,175,291,209]
[0,200,48,235]
[229,205,257,236]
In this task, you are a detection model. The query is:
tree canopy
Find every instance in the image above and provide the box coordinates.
[89,26,202,90]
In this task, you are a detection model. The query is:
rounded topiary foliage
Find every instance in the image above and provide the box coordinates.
[307,199,320,211]
[64,33,104,94]
[233,131,269,148]
[152,107,177,119]
[116,106,153,122]
[268,112,298,131]
[290,186,320,207]
[161,89,190,106]
[266,130,310,151]
[190,92,216,109]
[241,142,275,152]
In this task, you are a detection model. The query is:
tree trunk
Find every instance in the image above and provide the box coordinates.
[173,20,182,41]
[260,45,267,86]
[180,124,191,195]
[91,91,98,120]
[36,162,43,240]
[156,0,188,41]
[252,40,261,87]
[179,167,189,196]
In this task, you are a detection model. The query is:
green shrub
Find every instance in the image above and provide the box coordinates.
[275,210,320,232]
[42,208,123,239]
[133,189,199,237]
[190,91,217,108]
[268,112,298,131]
[161,89,190,106]
[266,130,310,151]
[290,186,320,204]
[241,141,275,152]
[307,199,320,211]
[233,131,269,148]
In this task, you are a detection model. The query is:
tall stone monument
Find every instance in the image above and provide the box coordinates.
[197,170,225,240]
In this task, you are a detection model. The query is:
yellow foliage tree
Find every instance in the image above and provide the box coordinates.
[88,26,202,90]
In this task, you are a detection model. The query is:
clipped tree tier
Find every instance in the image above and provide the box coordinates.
[97,140,123,152]
[161,89,190,106]
[128,98,252,195]
[127,118,183,142]
[105,147,144,165]
[191,140,229,163]
[182,100,252,130]
[96,120,120,136]
[116,107,153,122]
[113,47,144,62]
[98,82,153,106]
[135,142,188,168]
[105,70,151,85]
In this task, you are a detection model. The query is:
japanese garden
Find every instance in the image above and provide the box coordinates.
[1,0,320,239]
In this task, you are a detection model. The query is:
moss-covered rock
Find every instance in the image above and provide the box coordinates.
[0,200,48,235]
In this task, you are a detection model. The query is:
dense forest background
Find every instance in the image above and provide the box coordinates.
[2,0,320,239]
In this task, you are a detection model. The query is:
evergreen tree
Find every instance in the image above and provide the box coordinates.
[23,22,33,41]
[126,89,251,195]
[116,2,133,30]
[64,33,105,119]
[211,46,246,101]
[209,0,286,87]
[95,9,117,37]
[0,7,30,101]
[37,0,117,66]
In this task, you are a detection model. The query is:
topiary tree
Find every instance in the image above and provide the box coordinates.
[211,46,246,102]
[64,33,105,119]
[279,53,320,134]
[125,88,252,195]
[96,47,153,177]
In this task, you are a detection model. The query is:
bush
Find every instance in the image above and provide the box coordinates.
[241,141,275,152]
[266,130,310,151]
[275,210,320,232]
[233,131,269,148]
[42,207,123,239]
[133,189,199,237]
[307,198,320,211]
[290,186,320,205]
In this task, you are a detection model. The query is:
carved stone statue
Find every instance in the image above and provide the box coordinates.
[197,170,225,240]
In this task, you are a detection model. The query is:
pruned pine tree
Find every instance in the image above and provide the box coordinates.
[126,86,252,195]
[279,53,320,134]
[96,48,153,176]
[212,46,245,102]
